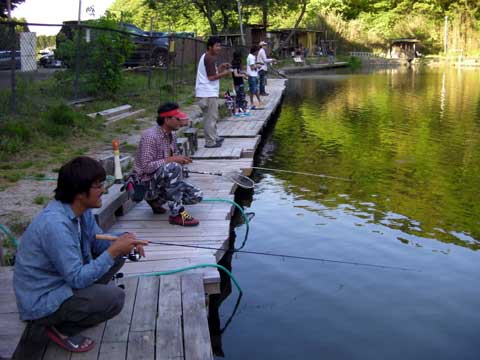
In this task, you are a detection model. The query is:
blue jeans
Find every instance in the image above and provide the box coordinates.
[248,76,259,94]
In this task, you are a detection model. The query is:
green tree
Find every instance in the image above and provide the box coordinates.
[56,15,134,96]
[0,0,25,18]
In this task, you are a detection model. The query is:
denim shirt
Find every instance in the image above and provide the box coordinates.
[13,200,114,321]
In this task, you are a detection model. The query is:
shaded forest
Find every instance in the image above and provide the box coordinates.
[109,0,480,55]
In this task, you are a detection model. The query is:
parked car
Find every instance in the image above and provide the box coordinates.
[56,21,169,68]
[38,49,63,68]
[0,50,20,70]
[120,23,169,67]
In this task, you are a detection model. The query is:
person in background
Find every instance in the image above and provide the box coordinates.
[195,36,231,148]
[327,47,335,64]
[14,156,147,353]
[246,45,262,109]
[231,49,249,116]
[132,102,203,226]
[257,41,276,96]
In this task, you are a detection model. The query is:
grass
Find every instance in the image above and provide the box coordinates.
[33,195,49,206]
[0,64,201,189]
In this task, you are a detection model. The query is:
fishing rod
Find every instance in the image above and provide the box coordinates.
[96,235,418,272]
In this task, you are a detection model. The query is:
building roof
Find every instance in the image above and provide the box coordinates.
[268,28,324,34]
[391,38,420,43]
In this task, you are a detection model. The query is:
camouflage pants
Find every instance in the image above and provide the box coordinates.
[145,162,203,216]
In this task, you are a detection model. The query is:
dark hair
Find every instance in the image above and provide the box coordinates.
[232,50,242,67]
[157,102,179,126]
[207,36,221,49]
[54,156,106,204]
[250,45,258,54]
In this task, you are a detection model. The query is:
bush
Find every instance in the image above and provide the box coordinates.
[56,15,134,96]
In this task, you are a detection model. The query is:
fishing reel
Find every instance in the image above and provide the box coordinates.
[123,248,141,262]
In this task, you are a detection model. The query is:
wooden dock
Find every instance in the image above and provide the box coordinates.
[4,79,287,360]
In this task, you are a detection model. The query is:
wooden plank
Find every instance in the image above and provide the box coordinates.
[0,267,25,360]
[102,277,138,343]
[127,331,155,360]
[156,276,183,360]
[43,340,71,360]
[98,342,127,360]
[130,277,159,332]
[88,104,131,118]
[182,274,213,360]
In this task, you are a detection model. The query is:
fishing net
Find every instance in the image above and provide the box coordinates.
[184,168,254,189]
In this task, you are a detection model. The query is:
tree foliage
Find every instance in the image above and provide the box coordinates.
[55,14,134,96]
[108,0,480,54]
[0,0,25,19]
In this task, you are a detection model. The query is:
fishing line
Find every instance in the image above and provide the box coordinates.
[249,166,352,181]
[191,161,351,182]
[138,240,418,272]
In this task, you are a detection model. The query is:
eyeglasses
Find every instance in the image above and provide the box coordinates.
[91,181,106,189]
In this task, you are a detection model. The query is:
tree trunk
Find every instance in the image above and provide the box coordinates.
[262,0,268,29]
[278,0,307,50]
[192,0,219,34]
[220,8,230,33]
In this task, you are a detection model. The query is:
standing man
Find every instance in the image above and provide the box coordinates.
[14,156,147,353]
[247,45,262,109]
[257,40,276,96]
[132,102,203,226]
[195,36,231,148]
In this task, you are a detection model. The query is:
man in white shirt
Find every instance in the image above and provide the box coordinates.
[195,36,231,148]
[257,40,276,96]
[246,46,262,109]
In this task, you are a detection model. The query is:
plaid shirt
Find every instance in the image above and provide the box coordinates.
[133,125,179,182]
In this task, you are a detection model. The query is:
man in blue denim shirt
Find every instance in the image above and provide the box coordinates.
[14,156,147,353]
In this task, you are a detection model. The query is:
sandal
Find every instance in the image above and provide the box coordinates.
[46,327,95,353]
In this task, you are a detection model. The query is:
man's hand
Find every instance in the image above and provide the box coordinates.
[136,244,146,258]
[107,233,148,258]
[218,62,231,72]
[166,155,192,165]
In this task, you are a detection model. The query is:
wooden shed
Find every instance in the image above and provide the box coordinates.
[389,38,420,59]
[267,28,330,57]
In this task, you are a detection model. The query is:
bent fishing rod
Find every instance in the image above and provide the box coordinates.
[96,234,418,272]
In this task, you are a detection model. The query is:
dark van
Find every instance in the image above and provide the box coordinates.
[56,21,169,67]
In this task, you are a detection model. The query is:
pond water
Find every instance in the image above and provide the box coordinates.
[212,67,480,360]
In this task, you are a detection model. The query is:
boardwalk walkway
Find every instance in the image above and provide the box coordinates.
[5,79,287,360]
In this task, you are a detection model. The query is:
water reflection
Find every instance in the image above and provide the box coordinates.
[260,68,480,249]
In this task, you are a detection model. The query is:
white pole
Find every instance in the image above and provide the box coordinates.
[78,0,82,24]
[444,16,448,56]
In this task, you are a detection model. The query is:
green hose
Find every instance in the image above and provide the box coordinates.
[202,197,250,231]
[135,263,242,294]
[0,223,18,248]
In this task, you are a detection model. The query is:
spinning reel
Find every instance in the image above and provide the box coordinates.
[124,248,141,262]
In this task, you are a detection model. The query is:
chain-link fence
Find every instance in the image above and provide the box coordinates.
[0,21,264,117]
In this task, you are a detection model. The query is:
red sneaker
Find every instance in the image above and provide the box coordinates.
[169,209,199,226]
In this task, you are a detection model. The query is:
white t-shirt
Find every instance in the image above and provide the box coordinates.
[257,47,273,72]
[195,53,219,97]
[246,53,258,77]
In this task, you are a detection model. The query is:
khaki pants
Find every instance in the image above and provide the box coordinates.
[198,97,219,146]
